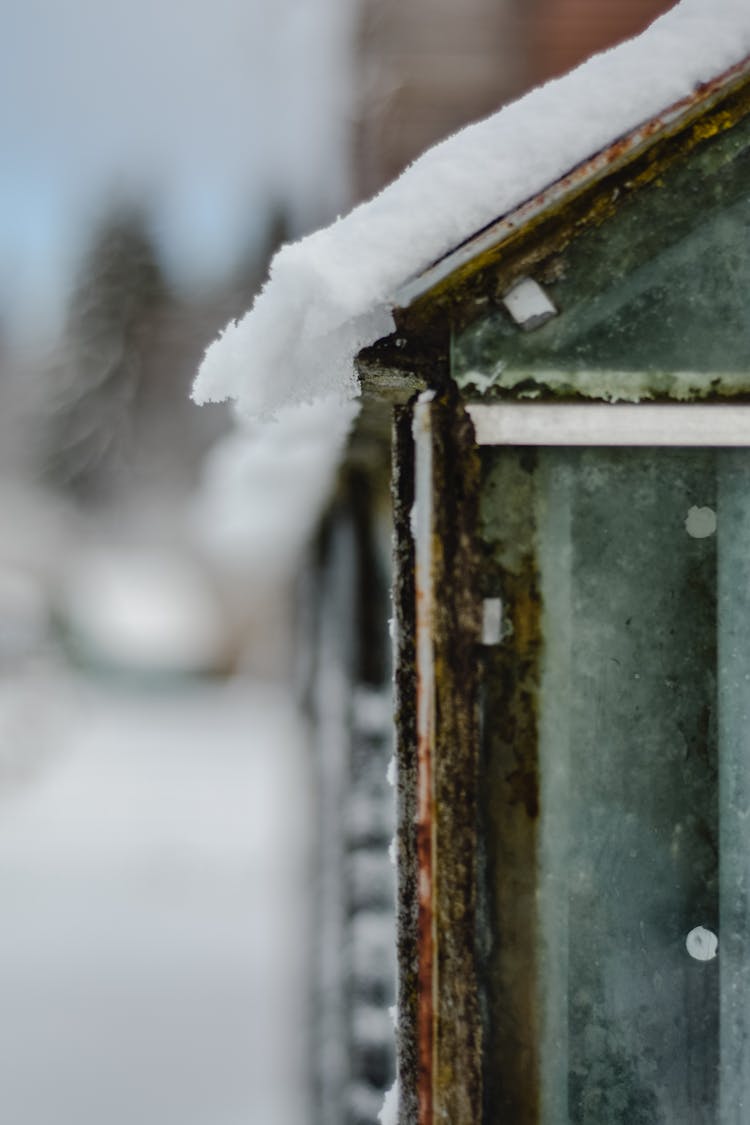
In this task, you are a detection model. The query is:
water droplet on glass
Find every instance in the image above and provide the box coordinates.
[685,506,717,539]
[686,925,718,961]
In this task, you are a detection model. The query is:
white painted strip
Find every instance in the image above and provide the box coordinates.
[413,394,436,744]
[411,393,437,1097]
[481,598,503,646]
[467,403,750,447]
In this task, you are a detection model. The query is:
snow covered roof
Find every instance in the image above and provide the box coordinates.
[193,0,750,422]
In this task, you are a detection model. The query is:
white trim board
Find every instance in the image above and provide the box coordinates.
[466,403,750,447]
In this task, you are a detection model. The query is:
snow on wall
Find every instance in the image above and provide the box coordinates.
[193,0,750,420]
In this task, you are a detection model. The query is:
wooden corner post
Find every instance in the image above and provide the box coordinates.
[393,389,483,1123]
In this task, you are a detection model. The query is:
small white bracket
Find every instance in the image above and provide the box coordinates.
[502,277,557,331]
[481,598,503,646]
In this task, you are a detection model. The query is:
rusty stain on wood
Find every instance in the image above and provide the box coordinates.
[415,749,434,1124]
[413,396,436,1123]
[396,390,483,1123]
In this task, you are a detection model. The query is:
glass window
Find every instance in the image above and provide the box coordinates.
[452,102,750,400]
[478,441,750,1122]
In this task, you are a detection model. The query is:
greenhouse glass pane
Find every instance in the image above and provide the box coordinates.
[478,445,750,1123]
[453,108,750,398]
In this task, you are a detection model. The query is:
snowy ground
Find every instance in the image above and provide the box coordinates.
[0,665,310,1125]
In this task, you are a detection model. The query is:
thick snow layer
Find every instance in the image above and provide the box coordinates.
[193,0,750,420]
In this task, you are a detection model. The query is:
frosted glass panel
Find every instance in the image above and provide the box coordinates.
[478,446,750,1123]
[452,103,750,397]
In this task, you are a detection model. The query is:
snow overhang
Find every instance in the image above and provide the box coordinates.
[356,50,750,401]
[194,0,750,422]
[393,53,750,313]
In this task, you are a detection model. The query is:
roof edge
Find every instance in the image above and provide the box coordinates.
[394,52,750,310]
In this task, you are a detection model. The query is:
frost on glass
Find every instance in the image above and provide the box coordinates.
[479,446,741,1124]
[452,108,750,399]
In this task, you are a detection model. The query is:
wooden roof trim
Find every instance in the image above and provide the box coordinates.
[394,53,750,310]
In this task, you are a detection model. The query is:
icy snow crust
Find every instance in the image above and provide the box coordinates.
[194,0,750,419]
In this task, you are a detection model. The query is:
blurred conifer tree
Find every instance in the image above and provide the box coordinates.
[43,207,166,502]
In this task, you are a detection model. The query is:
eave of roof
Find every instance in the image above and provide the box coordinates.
[394,52,750,312]
[195,1,750,422]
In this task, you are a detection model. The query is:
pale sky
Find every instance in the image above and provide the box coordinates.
[0,0,356,343]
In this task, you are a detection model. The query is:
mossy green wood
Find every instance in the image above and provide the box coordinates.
[452,99,750,399]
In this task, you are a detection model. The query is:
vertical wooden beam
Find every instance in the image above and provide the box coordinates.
[393,403,420,1124]
[429,393,483,1122]
[395,390,483,1122]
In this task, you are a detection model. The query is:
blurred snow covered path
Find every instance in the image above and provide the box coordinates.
[0,672,310,1125]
